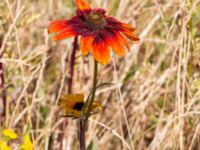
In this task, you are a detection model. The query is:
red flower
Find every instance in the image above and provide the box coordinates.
[48,0,139,64]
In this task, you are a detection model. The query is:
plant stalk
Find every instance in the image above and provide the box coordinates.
[79,60,98,150]
[68,36,78,94]
[58,37,78,150]
[84,60,98,124]
[0,39,6,118]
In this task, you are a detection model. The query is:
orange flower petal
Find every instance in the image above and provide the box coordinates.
[108,39,124,56]
[52,28,77,41]
[75,0,91,11]
[102,32,124,56]
[48,20,68,33]
[122,29,140,42]
[121,23,135,31]
[80,35,95,55]
[92,36,110,64]
[116,32,130,51]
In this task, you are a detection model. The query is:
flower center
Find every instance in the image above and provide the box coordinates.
[86,12,106,30]
[73,102,84,111]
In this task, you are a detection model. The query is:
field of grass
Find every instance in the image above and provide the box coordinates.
[0,0,200,149]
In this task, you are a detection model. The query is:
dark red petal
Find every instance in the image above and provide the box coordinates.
[105,16,125,31]
[80,34,95,55]
[106,16,135,32]
[100,30,125,56]
[75,0,91,11]
[68,16,86,27]
[92,8,106,16]
[67,16,91,34]
[105,16,139,41]
[52,27,77,41]
[48,20,69,33]
[92,36,110,64]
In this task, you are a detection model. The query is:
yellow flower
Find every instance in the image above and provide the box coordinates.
[2,129,18,140]
[58,93,102,118]
[21,134,34,150]
[0,140,11,150]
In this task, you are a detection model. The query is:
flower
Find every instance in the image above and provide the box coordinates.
[58,93,102,118]
[20,134,34,150]
[48,0,139,64]
[0,140,11,150]
[2,129,18,140]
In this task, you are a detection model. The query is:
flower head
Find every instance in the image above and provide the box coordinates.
[2,129,18,140]
[20,134,34,150]
[58,93,101,118]
[48,0,139,64]
[0,140,11,150]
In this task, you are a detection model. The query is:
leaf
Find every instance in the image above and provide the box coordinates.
[96,82,115,90]
[87,136,98,150]
[85,82,114,102]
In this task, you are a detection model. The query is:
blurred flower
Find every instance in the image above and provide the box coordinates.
[48,0,139,64]
[2,129,18,140]
[58,93,102,118]
[0,140,11,150]
[20,133,34,150]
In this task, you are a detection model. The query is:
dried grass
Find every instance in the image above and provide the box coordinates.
[0,0,200,149]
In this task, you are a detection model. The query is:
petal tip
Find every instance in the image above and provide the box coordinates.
[52,37,58,41]
[98,58,109,65]
[81,52,89,56]
[75,0,91,11]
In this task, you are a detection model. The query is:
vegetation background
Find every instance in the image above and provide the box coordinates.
[0,0,200,149]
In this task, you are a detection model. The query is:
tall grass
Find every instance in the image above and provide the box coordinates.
[0,0,200,149]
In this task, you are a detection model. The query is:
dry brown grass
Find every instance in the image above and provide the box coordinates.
[0,0,200,149]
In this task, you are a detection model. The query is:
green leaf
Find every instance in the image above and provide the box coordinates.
[87,136,98,150]
[85,82,114,102]
[96,82,115,90]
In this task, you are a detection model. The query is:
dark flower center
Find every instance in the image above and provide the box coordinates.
[73,102,84,111]
[85,11,106,30]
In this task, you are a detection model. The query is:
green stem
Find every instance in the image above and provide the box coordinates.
[79,60,98,150]
[84,60,98,124]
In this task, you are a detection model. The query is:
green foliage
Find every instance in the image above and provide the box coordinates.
[87,136,98,150]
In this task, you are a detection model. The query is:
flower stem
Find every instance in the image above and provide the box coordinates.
[79,60,98,150]
[79,119,86,150]
[58,37,78,150]
[84,60,98,124]
[0,39,6,118]
[68,36,78,94]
